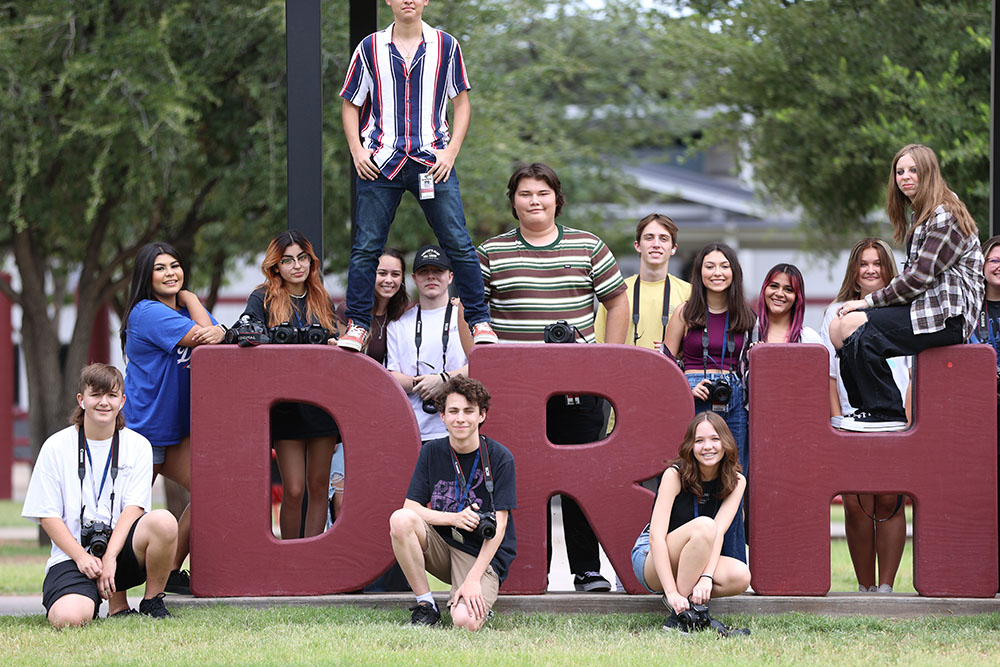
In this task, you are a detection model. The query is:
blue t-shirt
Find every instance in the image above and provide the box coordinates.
[123,300,215,447]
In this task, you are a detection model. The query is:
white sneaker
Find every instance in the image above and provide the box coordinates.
[838,412,906,432]
[877,584,893,593]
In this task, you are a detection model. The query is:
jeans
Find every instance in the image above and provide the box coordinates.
[686,372,747,563]
[345,161,490,330]
[839,305,963,420]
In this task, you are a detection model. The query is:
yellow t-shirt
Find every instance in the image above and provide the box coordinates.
[594,273,692,348]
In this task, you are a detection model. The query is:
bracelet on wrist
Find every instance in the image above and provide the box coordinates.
[699,574,714,582]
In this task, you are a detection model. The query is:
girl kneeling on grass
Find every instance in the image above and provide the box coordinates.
[631,412,751,630]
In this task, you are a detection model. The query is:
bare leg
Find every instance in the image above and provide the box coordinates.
[829,311,868,350]
[107,590,130,615]
[132,509,179,598]
[47,593,96,628]
[642,516,716,597]
[274,439,306,539]
[874,494,906,588]
[154,436,191,570]
[388,508,431,596]
[843,494,875,590]
[304,437,337,537]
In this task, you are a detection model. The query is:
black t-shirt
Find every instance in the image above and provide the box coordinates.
[242,286,333,330]
[405,436,517,581]
[651,465,724,533]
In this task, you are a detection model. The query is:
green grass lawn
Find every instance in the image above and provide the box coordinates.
[1,605,999,665]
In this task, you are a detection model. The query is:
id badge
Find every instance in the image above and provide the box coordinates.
[419,172,435,200]
[451,527,465,544]
[712,402,727,413]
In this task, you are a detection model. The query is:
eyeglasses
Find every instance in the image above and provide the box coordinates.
[987,258,1000,267]
[279,253,311,267]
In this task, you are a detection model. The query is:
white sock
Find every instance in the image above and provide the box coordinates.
[416,592,437,611]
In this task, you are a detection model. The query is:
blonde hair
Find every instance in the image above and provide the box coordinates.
[886,144,977,245]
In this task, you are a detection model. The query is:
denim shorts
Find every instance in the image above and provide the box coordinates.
[151,445,167,465]
[630,526,660,593]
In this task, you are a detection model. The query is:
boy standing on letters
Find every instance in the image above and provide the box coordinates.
[339,0,496,352]
[389,377,516,630]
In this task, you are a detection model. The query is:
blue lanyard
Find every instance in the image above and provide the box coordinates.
[452,450,481,510]
[85,443,114,508]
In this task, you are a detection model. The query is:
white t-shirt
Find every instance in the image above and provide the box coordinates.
[21,425,153,573]
[387,304,468,441]
[820,303,911,415]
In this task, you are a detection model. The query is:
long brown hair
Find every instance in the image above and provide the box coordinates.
[668,412,741,500]
[259,230,335,330]
[70,364,126,431]
[834,238,898,303]
[378,247,411,323]
[682,243,756,333]
[886,144,978,245]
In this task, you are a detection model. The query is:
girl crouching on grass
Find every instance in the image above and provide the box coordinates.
[631,412,751,631]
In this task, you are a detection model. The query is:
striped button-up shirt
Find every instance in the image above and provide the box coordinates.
[478,226,627,344]
[340,21,470,179]
[867,205,984,338]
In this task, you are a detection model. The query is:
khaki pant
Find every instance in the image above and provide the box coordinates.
[421,520,500,610]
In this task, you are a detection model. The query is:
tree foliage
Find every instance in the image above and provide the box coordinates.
[671,0,992,244]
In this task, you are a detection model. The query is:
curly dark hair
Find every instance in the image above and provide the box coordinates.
[433,376,491,414]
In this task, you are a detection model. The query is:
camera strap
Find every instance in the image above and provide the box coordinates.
[449,436,496,513]
[414,300,453,375]
[77,423,120,532]
[701,310,734,375]
[632,276,671,346]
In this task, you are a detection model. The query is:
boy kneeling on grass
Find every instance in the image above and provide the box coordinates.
[389,377,516,630]
[22,363,178,627]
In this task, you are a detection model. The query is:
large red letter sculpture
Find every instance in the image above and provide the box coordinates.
[749,344,998,597]
[190,346,420,596]
[471,344,694,594]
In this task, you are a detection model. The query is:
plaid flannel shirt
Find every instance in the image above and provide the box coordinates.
[867,205,984,338]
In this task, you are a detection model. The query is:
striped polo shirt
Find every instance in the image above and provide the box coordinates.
[478,226,627,344]
[340,21,471,180]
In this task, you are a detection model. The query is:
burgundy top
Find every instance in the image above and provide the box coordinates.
[681,309,745,371]
[365,312,390,366]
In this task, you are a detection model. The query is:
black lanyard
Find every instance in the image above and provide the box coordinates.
[449,436,495,511]
[78,424,119,529]
[414,300,453,374]
[632,277,671,346]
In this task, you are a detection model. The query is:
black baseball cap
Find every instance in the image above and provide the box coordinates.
[412,245,452,271]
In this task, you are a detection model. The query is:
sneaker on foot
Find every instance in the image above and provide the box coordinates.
[138,592,172,618]
[858,584,876,593]
[838,412,906,432]
[574,571,612,592]
[408,601,441,626]
[165,569,191,595]
[337,320,370,352]
[877,583,893,593]
[471,321,499,344]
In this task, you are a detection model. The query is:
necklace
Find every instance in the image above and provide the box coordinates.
[290,291,306,300]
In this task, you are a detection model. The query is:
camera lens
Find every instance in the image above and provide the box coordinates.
[422,400,438,414]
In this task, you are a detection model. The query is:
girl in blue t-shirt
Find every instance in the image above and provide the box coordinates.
[240,231,340,539]
[631,412,750,627]
[120,242,224,593]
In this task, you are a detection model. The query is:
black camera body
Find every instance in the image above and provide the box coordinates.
[473,510,497,540]
[543,320,575,344]
[676,602,712,631]
[268,322,331,345]
[707,377,732,405]
[81,520,112,557]
[225,315,269,347]
[422,399,438,415]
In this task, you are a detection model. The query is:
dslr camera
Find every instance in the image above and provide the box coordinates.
[225,315,268,347]
[473,510,497,540]
[706,377,732,405]
[268,322,332,345]
[422,398,438,415]
[543,320,575,344]
[676,602,712,632]
[80,520,112,557]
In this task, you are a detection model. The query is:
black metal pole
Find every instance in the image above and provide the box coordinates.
[286,0,324,257]
[348,0,380,245]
